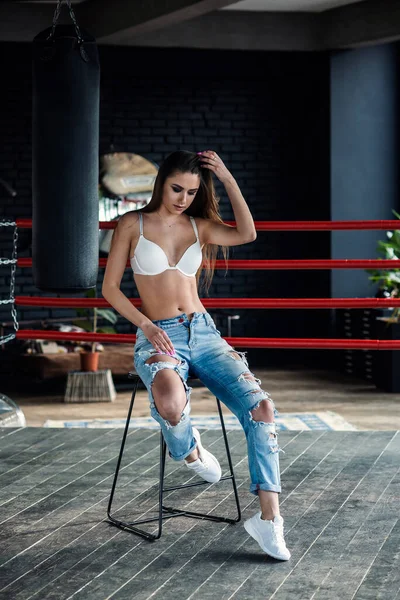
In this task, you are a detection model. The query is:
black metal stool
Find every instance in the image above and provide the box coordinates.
[107,371,242,540]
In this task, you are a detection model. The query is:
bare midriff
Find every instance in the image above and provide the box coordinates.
[134,270,206,322]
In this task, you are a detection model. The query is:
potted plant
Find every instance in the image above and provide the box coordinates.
[366,210,400,391]
[72,289,118,372]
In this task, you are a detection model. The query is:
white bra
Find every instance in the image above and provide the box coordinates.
[130,213,203,277]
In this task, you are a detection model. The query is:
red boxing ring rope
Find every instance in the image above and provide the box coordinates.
[15,258,400,270]
[14,296,400,309]
[14,330,400,349]
[12,296,400,348]
[16,219,400,231]
[4,217,399,351]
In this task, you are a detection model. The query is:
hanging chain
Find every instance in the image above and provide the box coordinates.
[46,0,84,45]
[0,221,20,346]
[9,225,19,333]
[0,258,17,267]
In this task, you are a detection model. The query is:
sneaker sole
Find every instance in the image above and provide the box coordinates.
[244,519,290,561]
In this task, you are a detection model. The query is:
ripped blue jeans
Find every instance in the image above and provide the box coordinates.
[133,311,283,495]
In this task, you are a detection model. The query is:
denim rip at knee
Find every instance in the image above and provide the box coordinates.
[133,314,196,461]
[133,311,284,493]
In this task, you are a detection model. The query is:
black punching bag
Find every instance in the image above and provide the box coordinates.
[32,7,100,293]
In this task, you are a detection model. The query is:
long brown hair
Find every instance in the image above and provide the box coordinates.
[139,150,229,295]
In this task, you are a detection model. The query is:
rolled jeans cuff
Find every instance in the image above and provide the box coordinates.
[168,441,197,462]
[250,483,282,495]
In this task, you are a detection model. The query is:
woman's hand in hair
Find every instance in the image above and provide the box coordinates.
[198,150,234,185]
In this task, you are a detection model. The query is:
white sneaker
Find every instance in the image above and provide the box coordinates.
[184,427,222,483]
[244,511,291,560]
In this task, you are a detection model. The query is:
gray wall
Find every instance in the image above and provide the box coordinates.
[331,43,400,298]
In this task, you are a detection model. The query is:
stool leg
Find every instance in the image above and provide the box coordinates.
[107,375,165,540]
[157,433,167,538]
[216,397,241,523]
[107,378,137,523]
[161,398,241,524]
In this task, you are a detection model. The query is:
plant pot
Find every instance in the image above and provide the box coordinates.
[373,317,400,393]
[80,352,99,373]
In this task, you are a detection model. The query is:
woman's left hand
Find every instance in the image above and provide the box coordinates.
[198,150,234,185]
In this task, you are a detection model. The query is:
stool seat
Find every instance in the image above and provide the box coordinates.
[107,372,241,540]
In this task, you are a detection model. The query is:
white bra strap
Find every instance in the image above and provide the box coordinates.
[139,212,143,236]
[190,216,199,240]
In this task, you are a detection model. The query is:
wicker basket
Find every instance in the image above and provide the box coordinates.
[64,369,116,403]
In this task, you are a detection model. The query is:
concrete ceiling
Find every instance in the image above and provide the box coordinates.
[1,0,400,51]
[221,0,366,12]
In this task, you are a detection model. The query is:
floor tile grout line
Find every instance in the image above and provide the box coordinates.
[309,467,400,600]
[185,432,357,600]
[0,428,143,506]
[0,431,162,570]
[9,430,274,598]
[225,431,384,600]
[1,431,346,597]
[72,433,334,600]
[267,431,399,600]
[0,428,66,460]
[0,430,240,584]
[32,437,251,600]
[0,430,159,529]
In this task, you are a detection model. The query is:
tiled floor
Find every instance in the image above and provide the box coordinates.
[1,427,399,599]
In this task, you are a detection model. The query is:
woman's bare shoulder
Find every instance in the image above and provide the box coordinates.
[117,210,140,227]
[113,210,141,239]
[192,215,209,230]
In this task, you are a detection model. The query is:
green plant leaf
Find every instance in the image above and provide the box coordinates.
[365,211,400,294]
[391,231,400,253]
[383,246,395,259]
[96,309,118,324]
[366,268,381,276]
[85,288,96,298]
[377,241,396,254]
[386,273,400,284]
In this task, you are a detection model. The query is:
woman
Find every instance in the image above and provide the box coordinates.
[102,150,290,561]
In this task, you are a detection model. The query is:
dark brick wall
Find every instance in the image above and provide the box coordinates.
[0,43,330,367]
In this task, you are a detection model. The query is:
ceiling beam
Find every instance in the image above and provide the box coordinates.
[75,0,237,42]
[77,0,400,49]
[322,0,400,48]
[117,11,321,51]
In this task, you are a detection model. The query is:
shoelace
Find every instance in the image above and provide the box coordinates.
[273,521,286,548]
